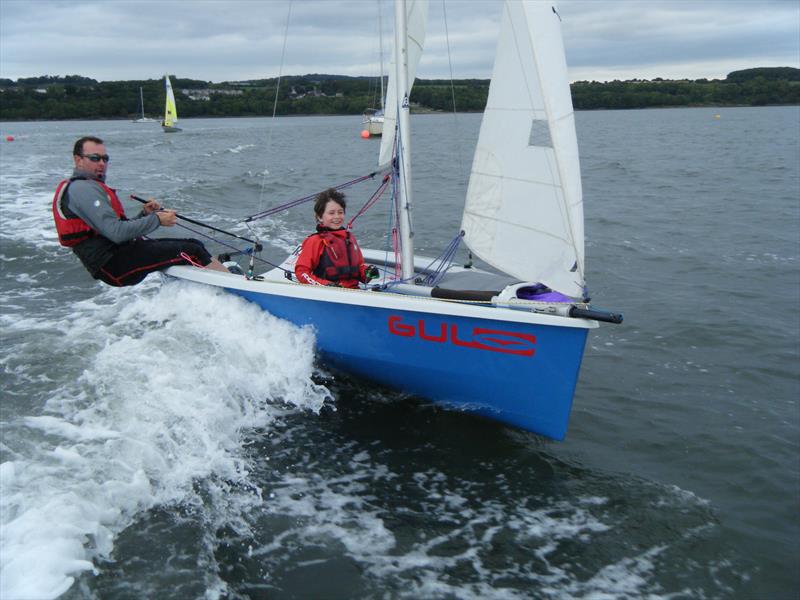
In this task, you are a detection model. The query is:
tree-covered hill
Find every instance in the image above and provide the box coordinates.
[0,67,797,121]
[725,67,800,82]
[571,67,800,110]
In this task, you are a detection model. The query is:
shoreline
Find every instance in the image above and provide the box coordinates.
[2,103,798,124]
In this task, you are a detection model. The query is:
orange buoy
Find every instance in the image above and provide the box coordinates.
[5,135,14,142]
[360,130,370,139]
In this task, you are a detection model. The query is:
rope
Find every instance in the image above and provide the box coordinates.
[420,231,464,287]
[171,219,292,274]
[256,0,293,212]
[271,2,292,122]
[163,169,390,278]
[179,251,204,268]
[244,171,380,223]
[347,174,391,229]
[389,157,402,279]
[371,230,464,292]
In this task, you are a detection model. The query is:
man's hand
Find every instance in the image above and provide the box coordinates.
[156,210,177,226]
[142,198,162,215]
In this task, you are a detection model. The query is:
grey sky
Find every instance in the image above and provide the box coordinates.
[1,0,798,83]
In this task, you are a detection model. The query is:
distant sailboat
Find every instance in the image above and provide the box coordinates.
[132,87,156,123]
[162,76,182,133]
[361,0,385,137]
[362,108,384,137]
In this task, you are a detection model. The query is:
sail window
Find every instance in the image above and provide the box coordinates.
[528,119,553,148]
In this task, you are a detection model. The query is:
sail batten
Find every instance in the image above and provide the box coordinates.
[461,1,585,298]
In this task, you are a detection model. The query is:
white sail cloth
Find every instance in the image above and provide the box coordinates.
[461,2,585,299]
[378,0,428,167]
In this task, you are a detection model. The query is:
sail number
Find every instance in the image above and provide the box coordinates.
[388,316,536,356]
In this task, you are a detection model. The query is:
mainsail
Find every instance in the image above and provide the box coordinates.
[461,2,585,299]
[378,0,428,167]
[163,76,179,128]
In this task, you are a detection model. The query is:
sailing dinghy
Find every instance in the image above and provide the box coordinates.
[162,75,182,132]
[133,87,156,123]
[162,0,621,440]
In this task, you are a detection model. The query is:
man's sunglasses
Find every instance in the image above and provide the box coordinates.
[80,153,111,163]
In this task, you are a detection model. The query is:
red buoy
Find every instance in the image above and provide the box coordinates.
[360,130,370,139]
[5,135,14,142]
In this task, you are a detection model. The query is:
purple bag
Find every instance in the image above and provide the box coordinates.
[516,284,572,303]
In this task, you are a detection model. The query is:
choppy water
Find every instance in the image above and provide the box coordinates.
[1,107,798,599]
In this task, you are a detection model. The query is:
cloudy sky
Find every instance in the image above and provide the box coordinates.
[1,0,798,83]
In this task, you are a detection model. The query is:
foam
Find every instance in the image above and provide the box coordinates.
[0,280,329,599]
[227,144,256,154]
[0,150,65,251]
[241,445,719,599]
[249,451,619,598]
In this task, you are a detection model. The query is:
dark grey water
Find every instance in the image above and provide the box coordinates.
[1,107,798,599]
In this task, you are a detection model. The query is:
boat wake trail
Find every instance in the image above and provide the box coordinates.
[0,280,329,599]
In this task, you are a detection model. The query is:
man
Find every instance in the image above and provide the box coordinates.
[53,136,228,286]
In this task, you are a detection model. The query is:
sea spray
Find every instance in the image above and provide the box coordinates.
[0,279,330,599]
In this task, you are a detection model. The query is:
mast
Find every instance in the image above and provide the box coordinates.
[139,87,145,119]
[378,1,385,112]
[394,0,415,280]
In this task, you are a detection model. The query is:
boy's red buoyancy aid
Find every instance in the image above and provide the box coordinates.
[312,229,361,282]
[52,177,126,247]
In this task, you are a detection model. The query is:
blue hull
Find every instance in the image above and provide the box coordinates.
[229,287,588,440]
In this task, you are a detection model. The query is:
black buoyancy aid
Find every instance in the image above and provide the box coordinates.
[312,229,361,282]
[52,177,126,247]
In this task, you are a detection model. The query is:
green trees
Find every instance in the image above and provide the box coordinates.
[726,67,800,83]
[569,68,799,110]
[0,68,797,121]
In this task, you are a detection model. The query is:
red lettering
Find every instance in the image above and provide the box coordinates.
[419,321,446,342]
[387,315,536,357]
[388,315,415,337]
[450,324,480,349]
[471,329,536,356]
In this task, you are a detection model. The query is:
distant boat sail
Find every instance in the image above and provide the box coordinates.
[162,76,181,133]
[132,87,156,123]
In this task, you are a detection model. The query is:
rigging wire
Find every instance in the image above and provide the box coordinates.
[367,3,383,115]
[250,0,293,236]
[393,120,409,280]
[225,0,293,276]
[185,1,467,287]
[244,171,384,223]
[258,0,292,208]
[374,231,465,290]
[440,0,473,270]
[441,0,469,188]
[166,218,289,273]
[347,175,391,229]
[420,231,464,287]
[383,167,399,279]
